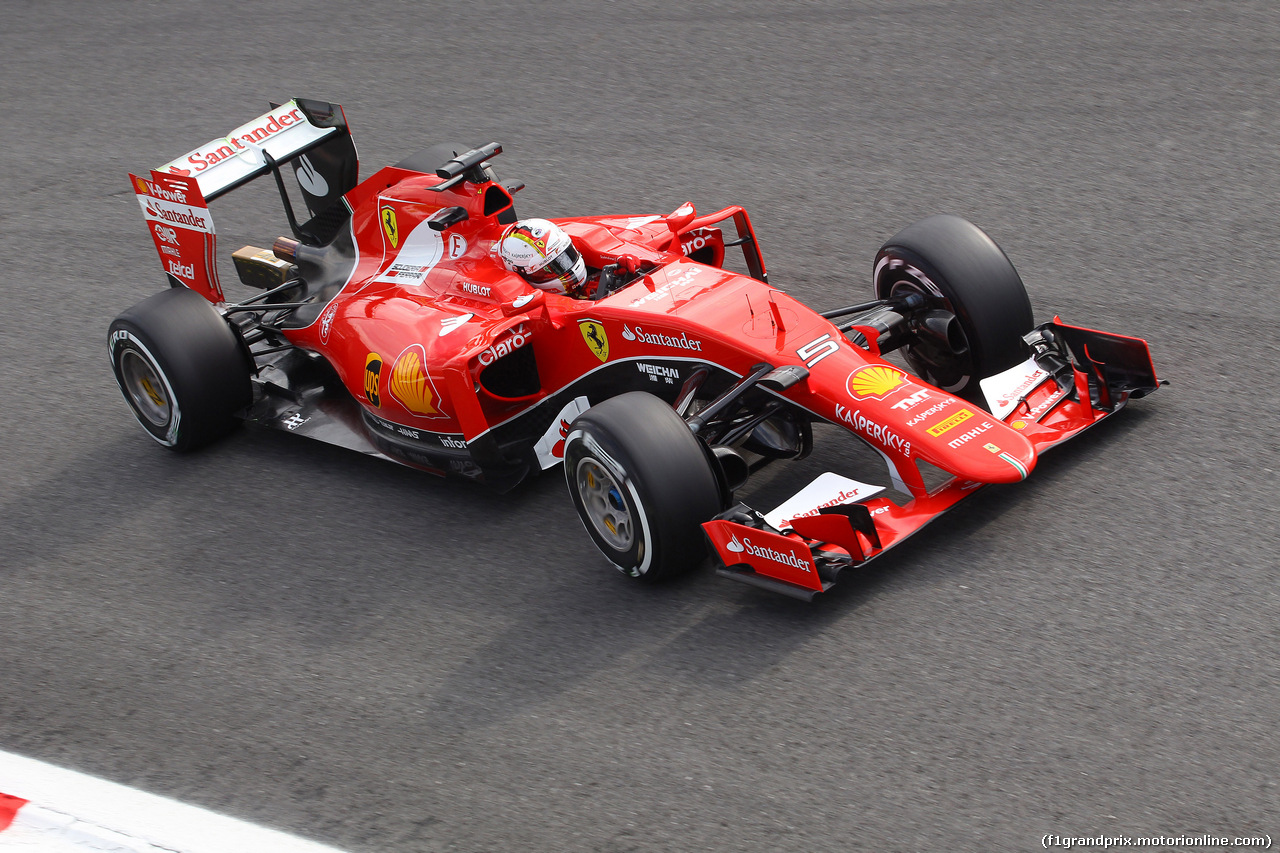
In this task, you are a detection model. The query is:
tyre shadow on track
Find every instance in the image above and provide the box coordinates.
[404,404,1167,732]
[412,408,1160,731]
[0,405,1157,740]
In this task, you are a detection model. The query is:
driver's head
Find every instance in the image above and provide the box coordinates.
[497,219,587,297]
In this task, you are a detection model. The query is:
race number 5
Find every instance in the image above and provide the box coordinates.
[796,333,839,367]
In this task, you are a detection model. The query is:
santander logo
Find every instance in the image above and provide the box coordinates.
[727,534,813,572]
[176,106,308,174]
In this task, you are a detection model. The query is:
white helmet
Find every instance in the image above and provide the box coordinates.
[497,219,588,296]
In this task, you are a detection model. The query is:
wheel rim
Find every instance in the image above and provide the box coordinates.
[889,278,974,392]
[120,349,172,427]
[575,457,634,552]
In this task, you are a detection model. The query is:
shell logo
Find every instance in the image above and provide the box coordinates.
[847,365,909,400]
[389,344,447,417]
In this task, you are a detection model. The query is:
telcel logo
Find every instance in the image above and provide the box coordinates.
[167,259,194,280]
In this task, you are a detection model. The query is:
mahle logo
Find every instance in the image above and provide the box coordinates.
[579,320,609,363]
[381,205,399,248]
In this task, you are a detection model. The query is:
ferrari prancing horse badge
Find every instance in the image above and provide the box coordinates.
[579,320,609,363]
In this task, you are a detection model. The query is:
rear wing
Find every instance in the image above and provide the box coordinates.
[130,98,357,303]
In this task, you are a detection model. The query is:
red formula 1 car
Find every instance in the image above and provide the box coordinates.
[110,99,1162,599]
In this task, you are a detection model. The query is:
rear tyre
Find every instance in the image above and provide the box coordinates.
[564,392,724,582]
[875,214,1034,404]
[108,287,253,451]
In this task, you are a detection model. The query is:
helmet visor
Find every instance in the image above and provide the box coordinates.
[525,244,583,285]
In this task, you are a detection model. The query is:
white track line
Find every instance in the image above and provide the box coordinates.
[0,749,351,853]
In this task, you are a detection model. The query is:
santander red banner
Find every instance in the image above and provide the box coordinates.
[158,100,336,200]
[131,170,224,303]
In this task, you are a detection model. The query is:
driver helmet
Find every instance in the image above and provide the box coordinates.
[497,219,587,296]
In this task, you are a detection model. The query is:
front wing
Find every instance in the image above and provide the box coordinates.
[702,319,1162,600]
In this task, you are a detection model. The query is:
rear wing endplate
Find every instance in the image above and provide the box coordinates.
[130,98,357,303]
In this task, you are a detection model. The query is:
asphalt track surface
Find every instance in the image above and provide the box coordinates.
[2,2,1278,851]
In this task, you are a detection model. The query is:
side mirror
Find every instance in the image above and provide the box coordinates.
[664,201,697,233]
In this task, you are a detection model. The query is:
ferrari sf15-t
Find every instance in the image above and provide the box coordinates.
[110,99,1162,599]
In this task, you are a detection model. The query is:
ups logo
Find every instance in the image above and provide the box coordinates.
[365,352,383,407]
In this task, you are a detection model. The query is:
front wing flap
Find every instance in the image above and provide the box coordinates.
[703,319,1162,600]
[704,476,980,601]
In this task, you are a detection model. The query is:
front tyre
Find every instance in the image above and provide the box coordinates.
[875,214,1034,404]
[108,287,252,451]
[564,392,724,582]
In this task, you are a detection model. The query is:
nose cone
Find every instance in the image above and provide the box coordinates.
[927,414,1037,483]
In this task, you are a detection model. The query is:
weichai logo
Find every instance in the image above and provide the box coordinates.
[926,408,974,437]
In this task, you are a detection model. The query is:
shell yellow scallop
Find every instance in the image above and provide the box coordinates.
[390,344,438,415]
[847,365,908,400]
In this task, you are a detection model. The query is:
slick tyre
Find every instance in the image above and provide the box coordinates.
[875,214,1034,405]
[108,287,253,452]
[564,392,724,582]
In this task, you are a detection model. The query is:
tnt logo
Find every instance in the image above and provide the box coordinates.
[890,389,931,411]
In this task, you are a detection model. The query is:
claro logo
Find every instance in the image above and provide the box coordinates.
[478,326,530,366]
